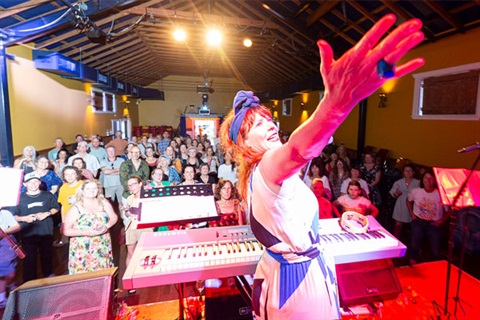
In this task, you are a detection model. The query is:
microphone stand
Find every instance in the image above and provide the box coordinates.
[443,150,480,318]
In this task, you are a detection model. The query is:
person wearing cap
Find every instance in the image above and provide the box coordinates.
[218,15,424,319]
[15,172,60,282]
[156,154,181,185]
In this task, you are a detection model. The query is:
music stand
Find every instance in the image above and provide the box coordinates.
[433,165,480,319]
[133,183,220,320]
[136,184,220,229]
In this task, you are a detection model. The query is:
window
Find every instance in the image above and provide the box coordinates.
[282,98,292,116]
[90,87,117,114]
[412,62,480,120]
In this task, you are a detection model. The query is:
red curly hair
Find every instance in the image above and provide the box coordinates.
[219,105,272,201]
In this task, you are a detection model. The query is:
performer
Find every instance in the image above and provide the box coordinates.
[219,14,424,320]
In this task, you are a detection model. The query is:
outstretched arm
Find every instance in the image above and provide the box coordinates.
[260,14,425,187]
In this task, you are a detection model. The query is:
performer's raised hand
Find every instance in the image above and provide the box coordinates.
[318,14,425,113]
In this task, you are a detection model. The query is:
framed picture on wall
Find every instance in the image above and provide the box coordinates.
[282,98,292,116]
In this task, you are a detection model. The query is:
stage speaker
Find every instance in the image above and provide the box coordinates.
[205,295,252,320]
[336,259,401,307]
[205,277,252,320]
[3,267,117,320]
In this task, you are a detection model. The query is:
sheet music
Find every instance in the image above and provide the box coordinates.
[137,184,219,227]
[140,195,218,223]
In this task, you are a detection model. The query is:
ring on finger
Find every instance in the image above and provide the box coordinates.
[377,58,395,79]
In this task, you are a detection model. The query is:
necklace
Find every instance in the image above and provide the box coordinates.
[405,178,413,188]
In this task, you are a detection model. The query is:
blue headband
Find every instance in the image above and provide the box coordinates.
[229,91,261,143]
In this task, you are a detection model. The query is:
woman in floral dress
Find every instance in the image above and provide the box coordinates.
[63,179,117,274]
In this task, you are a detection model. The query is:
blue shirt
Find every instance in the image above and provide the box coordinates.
[157,139,171,154]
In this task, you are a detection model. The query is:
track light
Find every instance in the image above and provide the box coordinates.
[243,38,252,47]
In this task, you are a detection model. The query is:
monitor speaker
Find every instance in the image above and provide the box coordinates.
[3,267,117,320]
[336,259,401,307]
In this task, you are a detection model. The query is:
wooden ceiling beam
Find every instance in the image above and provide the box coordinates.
[224,1,315,71]
[379,0,435,41]
[319,18,356,46]
[346,0,377,24]
[0,0,56,21]
[35,0,164,49]
[63,33,137,58]
[424,0,464,31]
[97,49,153,72]
[331,9,367,38]
[90,44,149,69]
[125,6,280,30]
[82,38,143,64]
[306,1,339,26]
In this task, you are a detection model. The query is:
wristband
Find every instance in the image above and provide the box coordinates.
[341,211,369,234]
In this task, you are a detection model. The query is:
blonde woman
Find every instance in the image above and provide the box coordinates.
[63,180,117,274]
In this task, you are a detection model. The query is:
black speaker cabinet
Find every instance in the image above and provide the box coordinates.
[336,259,401,307]
[205,295,252,320]
[3,267,117,320]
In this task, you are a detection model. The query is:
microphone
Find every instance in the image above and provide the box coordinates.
[457,142,480,153]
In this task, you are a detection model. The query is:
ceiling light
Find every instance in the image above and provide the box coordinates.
[173,28,186,41]
[243,38,252,47]
[207,28,222,46]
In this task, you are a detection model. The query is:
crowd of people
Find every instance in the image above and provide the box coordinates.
[0,122,450,311]
[0,122,450,307]
[303,146,448,268]
[0,129,248,305]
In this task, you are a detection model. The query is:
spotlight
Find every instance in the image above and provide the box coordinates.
[173,28,186,41]
[243,38,252,47]
[207,28,222,46]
